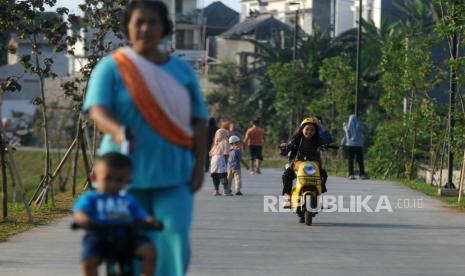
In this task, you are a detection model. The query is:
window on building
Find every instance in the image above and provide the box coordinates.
[176,30,185,49]
[286,14,296,25]
[185,30,194,49]
[176,30,196,49]
[367,8,373,21]
[175,0,183,13]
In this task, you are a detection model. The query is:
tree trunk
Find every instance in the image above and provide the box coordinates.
[1,135,7,220]
[92,123,98,159]
[407,88,417,180]
[408,125,417,180]
[7,161,16,203]
[32,34,53,207]
[0,123,33,222]
[72,128,80,197]
[39,76,53,207]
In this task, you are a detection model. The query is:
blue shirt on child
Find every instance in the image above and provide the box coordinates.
[228,148,242,171]
[72,191,149,223]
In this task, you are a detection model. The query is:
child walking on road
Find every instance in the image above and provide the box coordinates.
[228,136,244,195]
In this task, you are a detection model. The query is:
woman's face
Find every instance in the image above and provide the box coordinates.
[302,124,316,139]
[127,7,164,54]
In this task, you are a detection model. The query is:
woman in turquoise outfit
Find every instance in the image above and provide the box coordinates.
[83,1,208,275]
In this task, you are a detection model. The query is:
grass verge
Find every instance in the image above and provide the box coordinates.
[401,179,465,210]
[0,191,77,242]
[0,150,87,241]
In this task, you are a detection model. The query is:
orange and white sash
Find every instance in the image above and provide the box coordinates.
[112,47,193,148]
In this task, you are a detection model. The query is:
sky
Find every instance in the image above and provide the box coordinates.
[53,0,241,14]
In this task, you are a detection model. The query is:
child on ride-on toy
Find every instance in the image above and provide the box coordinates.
[279,117,333,207]
[73,152,156,276]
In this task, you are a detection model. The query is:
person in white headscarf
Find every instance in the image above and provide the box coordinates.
[342,114,367,180]
[209,128,231,195]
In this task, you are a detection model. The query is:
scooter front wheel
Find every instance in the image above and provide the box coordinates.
[304,210,313,225]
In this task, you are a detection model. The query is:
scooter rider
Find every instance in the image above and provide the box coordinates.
[280,117,333,207]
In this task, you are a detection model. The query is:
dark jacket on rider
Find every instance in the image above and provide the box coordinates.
[282,129,332,196]
[287,131,333,162]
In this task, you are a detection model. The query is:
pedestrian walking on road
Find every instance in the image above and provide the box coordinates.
[83,1,209,274]
[220,121,230,130]
[210,129,231,196]
[206,117,218,172]
[229,122,242,139]
[244,119,265,174]
[342,114,368,180]
[228,136,245,195]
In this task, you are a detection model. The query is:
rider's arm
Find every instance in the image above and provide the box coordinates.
[319,131,334,145]
[287,135,300,151]
[72,192,95,226]
[288,149,297,162]
[129,195,152,221]
[287,136,299,162]
[74,211,92,226]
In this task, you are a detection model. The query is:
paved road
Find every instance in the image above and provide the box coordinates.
[1,169,465,275]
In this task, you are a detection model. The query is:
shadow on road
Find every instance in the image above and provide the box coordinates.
[311,222,465,230]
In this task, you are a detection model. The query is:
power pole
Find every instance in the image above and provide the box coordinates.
[354,0,362,116]
[293,8,298,61]
[289,1,300,129]
[446,32,458,189]
[332,0,336,37]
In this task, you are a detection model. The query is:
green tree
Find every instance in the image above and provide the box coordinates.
[433,0,465,159]
[315,55,355,137]
[394,0,438,32]
[206,62,256,128]
[260,27,358,143]
[369,30,440,178]
[0,0,73,206]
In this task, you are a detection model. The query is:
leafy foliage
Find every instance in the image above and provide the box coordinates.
[61,0,127,111]
[206,62,257,129]
[315,55,355,137]
[369,29,441,178]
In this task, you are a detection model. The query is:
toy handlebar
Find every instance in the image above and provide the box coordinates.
[71,220,164,231]
[320,144,339,150]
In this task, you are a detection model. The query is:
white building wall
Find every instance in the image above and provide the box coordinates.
[352,0,379,25]
[183,0,197,13]
[335,0,382,36]
[0,64,40,121]
[335,0,354,36]
[240,0,313,34]
[216,37,254,64]
[9,43,69,76]
[372,0,382,26]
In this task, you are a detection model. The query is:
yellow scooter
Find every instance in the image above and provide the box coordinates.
[290,160,322,225]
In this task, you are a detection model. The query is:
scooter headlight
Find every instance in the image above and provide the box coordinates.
[303,163,316,175]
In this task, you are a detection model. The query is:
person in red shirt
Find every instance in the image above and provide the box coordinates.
[244,120,265,174]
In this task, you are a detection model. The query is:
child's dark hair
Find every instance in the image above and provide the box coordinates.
[121,0,173,37]
[96,152,132,169]
[292,122,319,141]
